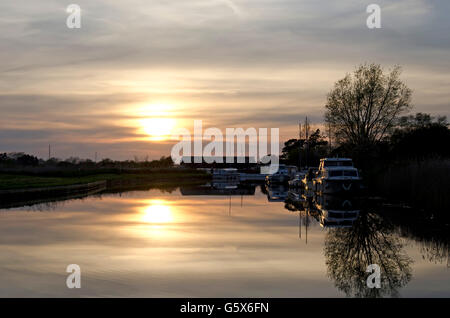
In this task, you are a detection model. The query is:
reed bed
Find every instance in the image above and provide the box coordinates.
[376,159,450,213]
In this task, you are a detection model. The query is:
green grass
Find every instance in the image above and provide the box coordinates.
[0,170,209,191]
[0,174,105,190]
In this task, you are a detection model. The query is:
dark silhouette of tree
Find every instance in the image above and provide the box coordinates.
[378,207,450,265]
[0,151,175,171]
[390,113,450,160]
[281,129,328,167]
[0,153,39,166]
[324,212,412,297]
[418,241,449,265]
[99,158,114,167]
[45,157,60,165]
[0,153,9,163]
[397,112,448,129]
[325,64,412,148]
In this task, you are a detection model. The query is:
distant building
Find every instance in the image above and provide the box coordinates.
[180,156,258,169]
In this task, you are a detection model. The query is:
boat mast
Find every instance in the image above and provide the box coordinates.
[306,208,308,245]
[298,121,302,169]
[299,210,302,239]
[328,123,332,154]
[304,117,309,168]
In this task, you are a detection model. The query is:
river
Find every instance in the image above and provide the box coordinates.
[0,183,448,297]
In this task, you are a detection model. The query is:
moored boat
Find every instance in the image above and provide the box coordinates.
[288,171,307,188]
[265,164,298,185]
[313,158,362,195]
[314,194,360,227]
[265,184,289,202]
[212,168,240,183]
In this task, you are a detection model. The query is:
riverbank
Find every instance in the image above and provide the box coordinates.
[0,168,210,191]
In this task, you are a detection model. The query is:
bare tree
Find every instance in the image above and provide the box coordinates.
[325,64,412,146]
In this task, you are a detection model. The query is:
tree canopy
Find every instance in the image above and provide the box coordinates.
[281,129,328,167]
[325,64,412,147]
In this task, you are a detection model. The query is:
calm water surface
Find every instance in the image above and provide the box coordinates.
[0,186,448,297]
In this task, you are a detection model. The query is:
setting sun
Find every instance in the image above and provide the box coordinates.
[141,118,176,141]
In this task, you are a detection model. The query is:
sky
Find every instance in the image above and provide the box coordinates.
[1,0,449,160]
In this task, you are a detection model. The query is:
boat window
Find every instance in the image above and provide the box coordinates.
[328,170,343,177]
[344,170,357,177]
[324,161,353,167]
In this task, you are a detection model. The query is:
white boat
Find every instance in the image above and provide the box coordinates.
[314,194,360,227]
[288,171,307,188]
[266,164,297,184]
[239,173,267,182]
[211,181,238,190]
[313,158,362,194]
[212,168,240,183]
[266,184,289,202]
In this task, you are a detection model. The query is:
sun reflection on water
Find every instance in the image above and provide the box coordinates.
[141,201,173,224]
[133,200,176,238]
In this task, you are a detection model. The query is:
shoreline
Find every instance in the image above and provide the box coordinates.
[0,180,107,195]
[0,168,210,191]
[0,169,211,208]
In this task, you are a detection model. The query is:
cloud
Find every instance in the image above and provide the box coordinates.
[220,0,243,17]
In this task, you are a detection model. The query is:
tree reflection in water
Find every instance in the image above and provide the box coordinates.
[324,212,413,297]
[419,241,449,266]
[381,208,450,267]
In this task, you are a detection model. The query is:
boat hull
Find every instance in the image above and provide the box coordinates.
[314,178,362,195]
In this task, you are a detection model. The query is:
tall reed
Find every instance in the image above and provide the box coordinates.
[375,159,450,213]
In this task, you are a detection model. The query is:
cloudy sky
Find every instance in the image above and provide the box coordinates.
[1,0,449,160]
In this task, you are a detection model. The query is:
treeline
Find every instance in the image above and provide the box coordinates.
[281,113,450,169]
[332,113,450,166]
[388,113,450,160]
[280,129,329,168]
[0,153,174,169]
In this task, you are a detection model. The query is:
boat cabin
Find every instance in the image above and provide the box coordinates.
[326,168,359,178]
[318,158,353,171]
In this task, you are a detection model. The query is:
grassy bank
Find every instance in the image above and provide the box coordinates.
[374,159,450,213]
[0,168,210,191]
